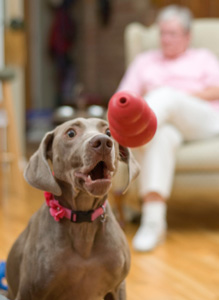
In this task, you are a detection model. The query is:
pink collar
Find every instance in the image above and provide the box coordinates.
[44,192,107,223]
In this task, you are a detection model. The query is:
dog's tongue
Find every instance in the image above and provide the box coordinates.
[75,166,112,196]
[75,168,111,184]
[84,178,112,196]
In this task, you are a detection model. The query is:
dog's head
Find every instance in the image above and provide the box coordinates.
[24,118,139,198]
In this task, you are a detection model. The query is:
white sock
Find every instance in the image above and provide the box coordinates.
[141,201,166,226]
[132,201,167,252]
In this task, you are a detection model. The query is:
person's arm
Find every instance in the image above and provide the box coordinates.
[191,50,219,101]
[116,55,146,96]
[191,86,219,101]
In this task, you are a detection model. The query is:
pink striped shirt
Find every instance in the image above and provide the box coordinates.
[118,48,219,110]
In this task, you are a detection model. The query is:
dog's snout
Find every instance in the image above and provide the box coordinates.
[89,135,113,154]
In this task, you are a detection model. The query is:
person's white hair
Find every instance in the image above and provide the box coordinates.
[156,5,193,32]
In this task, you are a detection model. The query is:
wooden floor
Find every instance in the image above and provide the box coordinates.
[1,168,219,299]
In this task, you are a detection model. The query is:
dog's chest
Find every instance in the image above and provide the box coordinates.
[70,244,126,279]
[43,247,128,299]
[28,212,130,299]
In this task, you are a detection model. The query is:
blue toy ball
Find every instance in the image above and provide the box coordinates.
[0,262,8,291]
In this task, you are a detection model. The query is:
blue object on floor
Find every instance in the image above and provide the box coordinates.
[0,262,8,291]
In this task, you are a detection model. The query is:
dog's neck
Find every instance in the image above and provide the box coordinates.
[54,179,106,211]
[52,180,108,258]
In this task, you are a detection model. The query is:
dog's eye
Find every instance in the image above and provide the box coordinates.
[67,129,76,138]
[105,129,111,137]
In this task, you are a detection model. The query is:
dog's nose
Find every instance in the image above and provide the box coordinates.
[89,135,113,154]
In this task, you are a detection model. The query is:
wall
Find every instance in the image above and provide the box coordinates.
[78,0,152,104]
[27,0,56,110]
[28,0,152,109]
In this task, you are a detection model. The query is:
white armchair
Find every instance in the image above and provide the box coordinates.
[110,19,219,215]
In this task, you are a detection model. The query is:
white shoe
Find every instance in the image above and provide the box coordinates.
[132,201,167,252]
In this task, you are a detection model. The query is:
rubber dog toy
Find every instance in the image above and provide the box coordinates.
[107,91,157,147]
[0,262,8,291]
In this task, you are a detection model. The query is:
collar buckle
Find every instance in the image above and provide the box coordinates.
[100,205,107,223]
[71,210,94,223]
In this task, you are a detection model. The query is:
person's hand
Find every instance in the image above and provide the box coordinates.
[191,86,219,101]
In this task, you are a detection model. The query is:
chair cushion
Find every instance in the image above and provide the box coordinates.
[176,137,219,172]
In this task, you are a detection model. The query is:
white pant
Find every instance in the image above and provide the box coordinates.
[138,87,219,198]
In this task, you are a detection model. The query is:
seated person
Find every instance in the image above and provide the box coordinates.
[117,4,219,252]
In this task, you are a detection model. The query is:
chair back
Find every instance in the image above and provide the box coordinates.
[124,19,219,67]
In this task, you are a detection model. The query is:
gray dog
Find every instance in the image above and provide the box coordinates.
[5,118,139,300]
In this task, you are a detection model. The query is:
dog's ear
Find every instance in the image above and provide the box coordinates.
[118,145,140,194]
[24,131,62,196]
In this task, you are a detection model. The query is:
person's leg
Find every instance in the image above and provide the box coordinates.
[146,87,219,141]
[133,125,183,251]
[133,87,219,251]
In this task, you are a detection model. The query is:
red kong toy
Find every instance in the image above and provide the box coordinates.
[107,91,157,148]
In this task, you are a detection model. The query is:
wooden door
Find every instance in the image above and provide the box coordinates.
[151,0,219,18]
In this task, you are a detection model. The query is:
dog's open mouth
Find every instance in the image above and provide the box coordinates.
[89,161,111,181]
[75,161,112,196]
